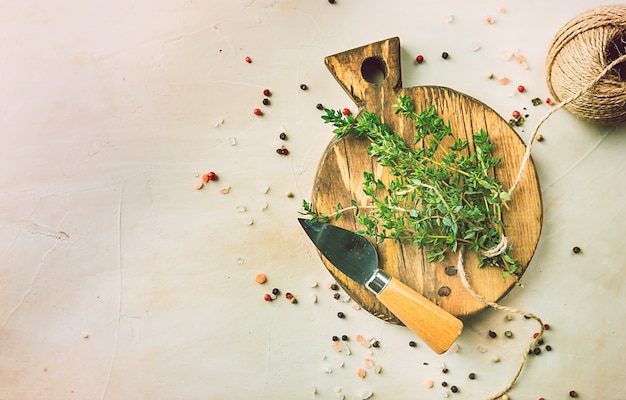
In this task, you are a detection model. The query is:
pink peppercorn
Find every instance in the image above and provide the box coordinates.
[533,332,540,339]
[512,110,521,118]
[206,171,217,181]
[415,55,424,64]
[342,108,351,116]
[263,293,272,302]
[263,88,271,96]
[245,56,252,63]
[285,292,293,300]
[517,85,526,93]
[543,323,551,330]
[253,108,263,116]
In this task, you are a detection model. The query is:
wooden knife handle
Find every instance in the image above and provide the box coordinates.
[377,276,463,354]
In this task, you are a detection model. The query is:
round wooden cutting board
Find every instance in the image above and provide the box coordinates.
[310,37,542,321]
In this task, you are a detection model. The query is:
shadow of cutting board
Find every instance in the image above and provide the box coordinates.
[311,37,542,321]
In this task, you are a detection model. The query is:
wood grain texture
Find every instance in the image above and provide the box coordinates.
[311,37,542,321]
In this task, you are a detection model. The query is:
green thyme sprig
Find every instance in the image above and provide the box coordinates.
[301,95,521,278]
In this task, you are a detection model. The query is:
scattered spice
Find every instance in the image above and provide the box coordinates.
[546,97,555,105]
[543,324,551,330]
[545,345,552,351]
[442,367,449,374]
[486,17,494,24]
[372,340,380,348]
[504,330,513,338]
[425,379,434,388]
[285,292,294,300]
[272,288,280,295]
[499,77,511,85]
[512,110,521,119]
[438,286,451,296]
[535,134,544,142]
[533,347,541,355]
[333,293,341,300]
[330,283,339,290]
[328,0,336,3]
[441,381,448,387]
[341,335,349,341]
[255,273,267,284]
[332,335,339,341]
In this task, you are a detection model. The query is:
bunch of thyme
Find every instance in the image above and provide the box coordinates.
[302,95,521,278]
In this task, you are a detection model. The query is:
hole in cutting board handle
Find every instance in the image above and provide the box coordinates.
[361,56,387,84]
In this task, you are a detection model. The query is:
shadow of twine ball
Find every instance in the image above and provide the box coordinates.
[546,5,626,126]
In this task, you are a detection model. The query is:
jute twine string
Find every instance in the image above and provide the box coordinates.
[457,7,626,398]
[545,4,626,126]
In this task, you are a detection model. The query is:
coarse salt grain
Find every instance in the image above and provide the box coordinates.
[219,186,230,194]
[442,14,454,23]
[194,180,204,190]
[468,41,481,52]
[228,137,237,146]
[259,201,268,210]
[359,389,373,399]
[332,341,342,352]
[364,358,375,368]
[309,279,318,288]
[374,365,382,374]
[258,183,270,194]
[243,217,254,225]
[477,345,488,353]
[236,205,246,213]
[309,293,317,303]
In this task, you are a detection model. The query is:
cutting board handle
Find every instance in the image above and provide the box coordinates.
[377,276,463,354]
[324,37,401,112]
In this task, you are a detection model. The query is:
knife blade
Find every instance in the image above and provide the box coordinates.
[299,218,463,354]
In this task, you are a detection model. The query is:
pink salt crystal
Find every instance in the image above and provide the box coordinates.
[498,77,510,85]
[357,368,367,379]
[332,341,342,352]
[425,379,434,388]
[364,358,375,369]
[219,186,231,194]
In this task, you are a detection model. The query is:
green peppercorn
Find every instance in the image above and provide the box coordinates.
[504,330,513,338]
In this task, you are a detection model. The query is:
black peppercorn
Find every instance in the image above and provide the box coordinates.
[488,330,497,338]
[468,372,476,380]
[441,381,448,387]
[572,246,581,254]
[451,385,458,393]
[533,347,541,355]
[332,335,339,341]
[337,311,345,319]
[341,335,348,341]
[408,341,417,347]
[272,288,280,295]
[316,103,324,110]
[537,338,544,346]
[333,293,341,300]
[441,51,449,59]
[300,84,308,90]
[569,390,578,398]
[328,0,336,3]
[545,345,552,351]
[442,367,448,374]
[372,340,380,348]
[262,98,270,106]
[330,283,339,290]
[279,132,287,140]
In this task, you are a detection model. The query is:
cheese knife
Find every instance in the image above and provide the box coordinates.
[299,218,463,354]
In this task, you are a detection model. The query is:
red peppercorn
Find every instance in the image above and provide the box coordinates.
[263,88,271,96]
[543,323,551,330]
[206,171,217,181]
[533,332,540,339]
[512,110,521,118]
[415,55,424,64]
[253,108,263,116]
[342,108,351,116]
[263,293,272,302]
[517,85,526,93]
[245,56,252,63]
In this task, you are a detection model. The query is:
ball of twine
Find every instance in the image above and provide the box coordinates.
[546,4,626,126]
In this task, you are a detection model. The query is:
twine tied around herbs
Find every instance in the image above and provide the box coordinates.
[457,7,626,398]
